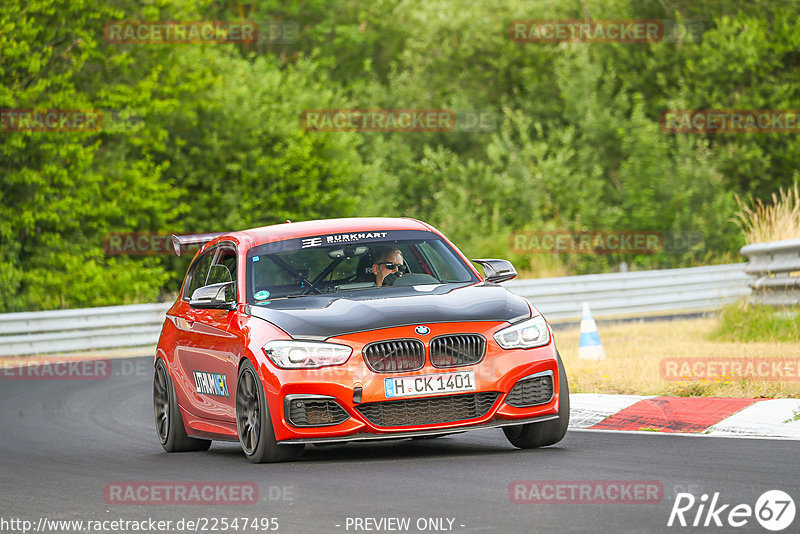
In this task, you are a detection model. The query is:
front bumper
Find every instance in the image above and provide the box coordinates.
[256,321,562,443]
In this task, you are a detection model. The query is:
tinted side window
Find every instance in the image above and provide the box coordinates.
[183,251,215,300]
[207,246,236,285]
[417,241,472,281]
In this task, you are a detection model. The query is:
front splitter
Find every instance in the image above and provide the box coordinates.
[277,414,559,445]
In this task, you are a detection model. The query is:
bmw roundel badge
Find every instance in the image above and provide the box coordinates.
[415,325,430,335]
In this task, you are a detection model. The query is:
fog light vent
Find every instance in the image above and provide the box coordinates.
[285,395,349,427]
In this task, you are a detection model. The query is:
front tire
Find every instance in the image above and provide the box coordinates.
[503,353,570,449]
[153,358,212,452]
[236,359,303,463]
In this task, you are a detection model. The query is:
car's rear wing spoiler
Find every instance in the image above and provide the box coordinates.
[171,232,227,256]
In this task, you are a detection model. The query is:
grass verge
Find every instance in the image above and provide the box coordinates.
[711,302,800,343]
[556,317,800,398]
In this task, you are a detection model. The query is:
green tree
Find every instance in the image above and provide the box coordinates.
[0,0,191,311]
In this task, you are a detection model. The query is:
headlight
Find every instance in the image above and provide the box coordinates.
[493,316,550,349]
[263,340,352,369]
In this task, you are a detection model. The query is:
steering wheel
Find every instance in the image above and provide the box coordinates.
[382,272,402,286]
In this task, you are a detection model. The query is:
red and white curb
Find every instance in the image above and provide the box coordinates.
[3,356,799,439]
[570,394,800,439]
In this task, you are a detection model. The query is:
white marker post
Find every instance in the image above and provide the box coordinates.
[578,302,606,361]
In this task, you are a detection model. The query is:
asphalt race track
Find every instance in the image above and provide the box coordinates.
[1,357,798,534]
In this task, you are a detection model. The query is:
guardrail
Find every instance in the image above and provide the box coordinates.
[505,263,749,321]
[0,303,170,357]
[0,263,751,357]
[740,238,800,306]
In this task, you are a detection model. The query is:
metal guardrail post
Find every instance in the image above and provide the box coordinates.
[740,238,800,306]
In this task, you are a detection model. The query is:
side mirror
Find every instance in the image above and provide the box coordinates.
[472,258,518,283]
[189,281,236,310]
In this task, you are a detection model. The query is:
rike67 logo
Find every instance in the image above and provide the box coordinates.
[668,490,795,531]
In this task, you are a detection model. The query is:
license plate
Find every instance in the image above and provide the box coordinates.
[384,370,476,398]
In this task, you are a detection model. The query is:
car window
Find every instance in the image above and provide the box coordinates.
[207,246,236,285]
[183,250,215,300]
[246,233,478,303]
[329,255,362,279]
[417,240,472,281]
[251,248,330,295]
[183,244,238,301]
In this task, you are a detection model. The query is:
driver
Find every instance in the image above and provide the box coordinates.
[371,247,405,286]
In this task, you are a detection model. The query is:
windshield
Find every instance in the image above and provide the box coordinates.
[245,230,478,303]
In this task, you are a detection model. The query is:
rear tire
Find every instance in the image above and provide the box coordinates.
[153,358,212,452]
[236,359,303,463]
[503,353,570,449]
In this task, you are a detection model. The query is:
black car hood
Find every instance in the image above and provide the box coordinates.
[246,283,531,339]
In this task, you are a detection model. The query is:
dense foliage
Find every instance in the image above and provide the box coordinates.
[2,0,799,311]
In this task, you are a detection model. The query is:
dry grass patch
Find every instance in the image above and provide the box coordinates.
[555,317,800,398]
[735,183,800,243]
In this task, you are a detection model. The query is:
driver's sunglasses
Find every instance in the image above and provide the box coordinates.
[376,262,407,273]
